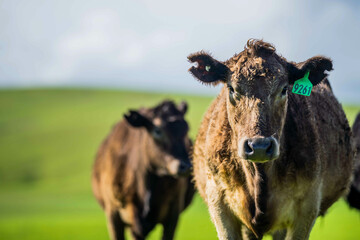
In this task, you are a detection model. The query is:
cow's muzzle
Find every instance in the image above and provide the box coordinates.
[239,136,279,162]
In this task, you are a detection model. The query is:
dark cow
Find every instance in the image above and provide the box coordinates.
[188,39,354,240]
[92,100,195,240]
[347,113,360,209]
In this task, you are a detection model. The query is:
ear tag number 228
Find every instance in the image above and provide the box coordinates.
[292,71,312,96]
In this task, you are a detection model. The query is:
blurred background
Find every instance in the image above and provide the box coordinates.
[0,0,359,239]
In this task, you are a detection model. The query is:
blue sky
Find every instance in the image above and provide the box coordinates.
[0,0,359,103]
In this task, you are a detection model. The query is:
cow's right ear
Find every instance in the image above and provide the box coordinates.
[124,110,153,129]
[188,51,229,86]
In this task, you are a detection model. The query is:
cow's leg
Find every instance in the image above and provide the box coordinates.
[162,184,186,240]
[106,209,125,240]
[161,210,180,240]
[130,222,156,240]
[206,178,242,240]
[242,225,261,240]
[130,208,157,240]
[272,229,287,240]
[285,191,320,240]
[285,216,316,240]
[130,231,145,240]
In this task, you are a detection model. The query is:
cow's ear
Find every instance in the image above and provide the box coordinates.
[177,101,188,115]
[288,56,333,86]
[124,110,153,129]
[188,51,229,86]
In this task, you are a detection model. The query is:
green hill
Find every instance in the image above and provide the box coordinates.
[0,88,359,240]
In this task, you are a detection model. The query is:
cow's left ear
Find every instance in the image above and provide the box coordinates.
[177,101,188,115]
[124,110,153,129]
[287,56,333,86]
[188,51,229,86]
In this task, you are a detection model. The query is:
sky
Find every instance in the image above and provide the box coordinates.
[0,0,359,103]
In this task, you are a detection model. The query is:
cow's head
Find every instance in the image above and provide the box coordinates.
[124,100,191,176]
[188,39,332,163]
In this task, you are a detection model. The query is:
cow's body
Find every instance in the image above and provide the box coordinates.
[92,101,195,240]
[188,40,354,239]
[194,82,352,238]
[347,113,360,209]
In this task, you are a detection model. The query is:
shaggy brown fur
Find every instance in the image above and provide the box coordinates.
[188,39,354,240]
[92,100,195,240]
[347,113,360,209]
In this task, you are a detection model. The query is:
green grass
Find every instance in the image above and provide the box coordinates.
[0,88,359,240]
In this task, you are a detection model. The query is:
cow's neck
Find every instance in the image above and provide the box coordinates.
[224,125,275,235]
[231,133,287,236]
[240,159,271,235]
[129,130,153,203]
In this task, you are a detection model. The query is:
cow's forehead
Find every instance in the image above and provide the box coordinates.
[231,54,285,76]
[228,54,286,91]
[154,112,184,123]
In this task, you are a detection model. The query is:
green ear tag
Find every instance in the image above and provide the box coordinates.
[292,71,313,96]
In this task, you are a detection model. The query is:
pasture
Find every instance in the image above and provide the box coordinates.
[0,88,359,240]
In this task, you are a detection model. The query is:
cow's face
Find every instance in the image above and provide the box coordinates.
[124,101,191,176]
[188,40,332,163]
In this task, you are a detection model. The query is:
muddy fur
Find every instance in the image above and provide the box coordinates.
[92,100,195,240]
[188,39,354,240]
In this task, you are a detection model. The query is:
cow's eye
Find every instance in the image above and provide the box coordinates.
[229,85,234,94]
[228,86,237,105]
[281,86,288,97]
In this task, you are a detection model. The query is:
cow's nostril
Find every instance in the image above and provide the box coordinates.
[244,140,254,155]
[266,140,273,155]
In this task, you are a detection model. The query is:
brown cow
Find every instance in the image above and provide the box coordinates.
[92,100,195,240]
[188,39,354,240]
[347,113,360,209]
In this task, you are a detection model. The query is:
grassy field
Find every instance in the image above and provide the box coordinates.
[0,88,359,240]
